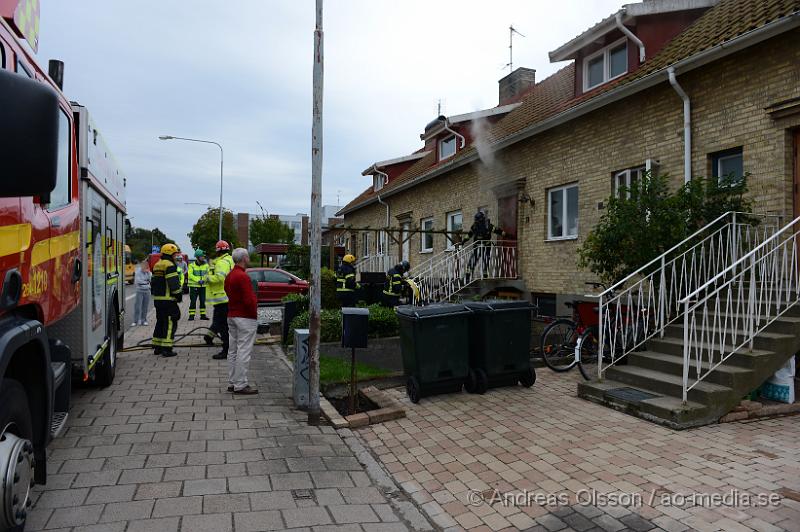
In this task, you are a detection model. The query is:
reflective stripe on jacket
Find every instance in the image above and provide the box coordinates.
[206,253,233,305]
[336,264,358,292]
[151,258,181,301]
[187,262,209,288]
[383,267,404,296]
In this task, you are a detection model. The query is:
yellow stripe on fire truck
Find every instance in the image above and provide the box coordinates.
[29,230,80,267]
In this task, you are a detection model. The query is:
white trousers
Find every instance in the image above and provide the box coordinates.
[227,317,257,391]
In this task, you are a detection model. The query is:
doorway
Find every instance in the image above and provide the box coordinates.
[497,194,518,242]
[794,130,800,219]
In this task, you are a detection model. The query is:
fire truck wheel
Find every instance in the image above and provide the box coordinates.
[95,313,118,387]
[0,379,34,531]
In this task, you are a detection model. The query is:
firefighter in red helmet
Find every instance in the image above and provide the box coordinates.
[203,240,234,359]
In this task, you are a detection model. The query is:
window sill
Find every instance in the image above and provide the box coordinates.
[545,236,578,242]
[419,250,433,254]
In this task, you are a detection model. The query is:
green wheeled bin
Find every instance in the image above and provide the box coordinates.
[463,300,536,393]
[396,304,471,403]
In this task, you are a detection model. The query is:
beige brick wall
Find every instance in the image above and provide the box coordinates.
[344,30,800,296]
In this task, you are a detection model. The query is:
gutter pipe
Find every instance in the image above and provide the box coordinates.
[376,193,390,227]
[615,11,645,63]
[667,67,692,183]
[442,119,466,149]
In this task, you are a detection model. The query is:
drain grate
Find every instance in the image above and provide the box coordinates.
[606,387,659,403]
[291,489,314,500]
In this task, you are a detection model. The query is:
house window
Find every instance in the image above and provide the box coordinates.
[361,232,371,257]
[583,38,628,91]
[711,148,744,184]
[548,184,578,240]
[439,135,456,160]
[613,166,645,198]
[373,173,385,192]
[420,217,434,252]
[377,230,387,255]
[446,210,462,249]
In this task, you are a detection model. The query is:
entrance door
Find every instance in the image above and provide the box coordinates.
[497,195,518,242]
[794,130,800,219]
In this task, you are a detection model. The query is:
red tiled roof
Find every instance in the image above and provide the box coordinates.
[341,0,800,216]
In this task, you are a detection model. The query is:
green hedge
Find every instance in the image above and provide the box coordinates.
[281,267,338,310]
[286,305,399,344]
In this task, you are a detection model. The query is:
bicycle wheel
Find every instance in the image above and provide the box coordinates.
[540,319,579,372]
[577,328,600,381]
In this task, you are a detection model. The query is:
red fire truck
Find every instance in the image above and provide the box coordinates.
[0,2,126,528]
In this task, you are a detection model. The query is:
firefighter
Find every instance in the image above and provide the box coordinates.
[382,260,410,307]
[187,249,209,321]
[204,240,234,360]
[151,243,183,357]
[336,254,359,307]
[465,210,505,279]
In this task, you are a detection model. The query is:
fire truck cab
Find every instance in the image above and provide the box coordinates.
[0,3,126,529]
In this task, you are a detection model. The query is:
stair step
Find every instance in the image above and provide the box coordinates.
[698,313,800,334]
[662,324,794,351]
[627,351,753,387]
[50,411,69,439]
[605,365,731,403]
[578,379,710,429]
[648,336,779,368]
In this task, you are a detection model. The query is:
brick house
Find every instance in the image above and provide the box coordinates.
[338,0,800,309]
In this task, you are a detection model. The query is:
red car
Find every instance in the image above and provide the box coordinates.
[247,268,309,304]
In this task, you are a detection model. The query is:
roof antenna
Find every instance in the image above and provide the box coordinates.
[437,99,442,116]
[506,25,526,72]
[337,189,341,205]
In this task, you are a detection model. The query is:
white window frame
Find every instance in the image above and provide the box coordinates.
[420,217,434,253]
[439,135,456,160]
[613,166,645,198]
[361,232,371,258]
[583,38,628,91]
[713,149,744,184]
[445,210,462,250]
[376,230,387,256]
[547,184,579,241]
[373,173,385,192]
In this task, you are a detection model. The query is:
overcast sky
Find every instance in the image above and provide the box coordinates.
[37,0,621,253]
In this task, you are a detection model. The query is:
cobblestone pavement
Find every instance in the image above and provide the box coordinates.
[357,370,800,532]
[27,302,424,531]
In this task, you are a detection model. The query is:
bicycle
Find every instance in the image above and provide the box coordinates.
[539,282,645,380]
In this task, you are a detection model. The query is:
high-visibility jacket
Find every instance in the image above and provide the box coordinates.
[151,256,182,302]
[187,261,209,288]
[336,263,358,292]
[383,265,404,296]
[206,253,234,306]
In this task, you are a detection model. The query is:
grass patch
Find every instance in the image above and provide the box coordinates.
[319,355,390,385]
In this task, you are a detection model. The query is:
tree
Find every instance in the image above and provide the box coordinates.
[126,225,173,261]
[577,172,753,285]
[249,215,295,247]
[188,208,239,254]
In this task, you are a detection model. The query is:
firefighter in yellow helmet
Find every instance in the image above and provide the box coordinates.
[336,254,359,307]
[151,243,183,357]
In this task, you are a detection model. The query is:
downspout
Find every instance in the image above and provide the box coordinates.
[442,119,466,149]
[615,11,645,63]
[667,67,692,183]
[377,193,390,259]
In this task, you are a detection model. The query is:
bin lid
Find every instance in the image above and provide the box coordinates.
[396,303,470,319]
[464,300,533,312]
[341,307,369,315]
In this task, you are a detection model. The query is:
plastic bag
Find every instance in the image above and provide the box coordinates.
[760,357,796,404]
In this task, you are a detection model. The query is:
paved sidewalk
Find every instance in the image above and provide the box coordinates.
[358,370,800,532]
[27,302,419,531]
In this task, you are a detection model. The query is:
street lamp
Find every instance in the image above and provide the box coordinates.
[159,135,225,241]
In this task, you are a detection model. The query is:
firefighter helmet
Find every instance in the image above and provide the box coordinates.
[161,243,178,256]
[401,260,410,272]
[215,240,231,252]
[343,254,356,264]
[474,210,485,221]
[194,248,205,258]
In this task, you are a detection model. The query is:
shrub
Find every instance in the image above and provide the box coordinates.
[321,267,339,309]
[578,172,753,285]
[282,292,309,311]
[286,305,400,344]
[367,304,399,338]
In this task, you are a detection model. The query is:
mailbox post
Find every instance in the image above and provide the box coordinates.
[341,308,369,415]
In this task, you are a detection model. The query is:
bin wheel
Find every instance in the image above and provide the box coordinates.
[406,377,421,404]
[519,367,536,388]
[475,369,488,395]
[465,369,478,394]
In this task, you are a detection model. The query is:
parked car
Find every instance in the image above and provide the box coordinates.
[247,267,309,304]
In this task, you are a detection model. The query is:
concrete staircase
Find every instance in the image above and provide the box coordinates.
[579,304,800,429]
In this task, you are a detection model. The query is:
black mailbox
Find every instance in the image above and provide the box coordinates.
[341,307,369,348]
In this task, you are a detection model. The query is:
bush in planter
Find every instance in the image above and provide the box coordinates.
[367,304,399,338]
[282,292,309,312]
[288,309,342,343]
[320,267,339,309]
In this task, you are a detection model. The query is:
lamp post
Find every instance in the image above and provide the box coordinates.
[159,135,224,241]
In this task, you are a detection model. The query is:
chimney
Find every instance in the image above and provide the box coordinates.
[498,67,536,105]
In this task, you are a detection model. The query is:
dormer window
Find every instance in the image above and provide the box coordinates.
[439,135,457,160]
[584,38,628,91]
[373,173,386,192]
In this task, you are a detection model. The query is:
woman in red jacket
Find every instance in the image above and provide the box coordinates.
[223,248,259,394]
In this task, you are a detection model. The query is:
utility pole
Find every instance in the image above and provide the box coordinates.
[308,0,324,426]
